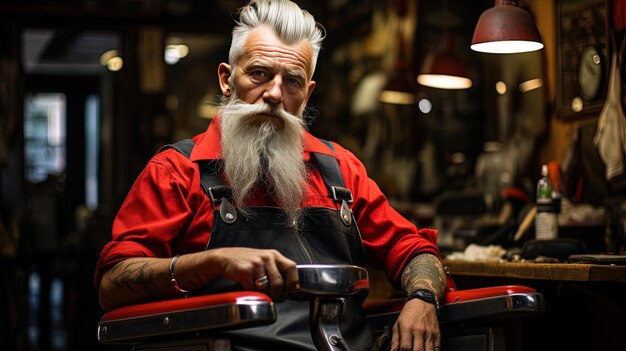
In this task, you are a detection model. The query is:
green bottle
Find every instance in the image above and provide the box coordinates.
[535,164,557,240]
[536,164,552,204]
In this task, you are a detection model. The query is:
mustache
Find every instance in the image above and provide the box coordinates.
[221,99,306,128]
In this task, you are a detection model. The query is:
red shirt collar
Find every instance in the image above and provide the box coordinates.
[190,115,337,162]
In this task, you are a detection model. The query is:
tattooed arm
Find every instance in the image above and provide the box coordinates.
[98,257,173,311]
[390,253,447,351]
[400,253,447,299]
[98,248,299,311]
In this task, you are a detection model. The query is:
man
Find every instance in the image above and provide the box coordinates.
[95,1,446,350]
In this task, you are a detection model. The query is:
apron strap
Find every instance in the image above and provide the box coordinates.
[159,139,230,205]
[158,138,195,158]
[311,139,353,204]
[197,161,230,205]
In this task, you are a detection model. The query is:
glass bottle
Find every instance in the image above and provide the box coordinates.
[535,164,558,240]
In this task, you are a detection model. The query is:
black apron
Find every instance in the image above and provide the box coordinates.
[203,205,371,351]
[161,138,372,351]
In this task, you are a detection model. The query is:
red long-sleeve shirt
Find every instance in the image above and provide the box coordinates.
[94,117,440,289]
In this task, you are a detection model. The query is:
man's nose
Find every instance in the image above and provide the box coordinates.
[263,75,283,105]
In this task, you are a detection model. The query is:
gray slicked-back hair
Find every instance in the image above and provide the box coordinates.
[229,0,325,77]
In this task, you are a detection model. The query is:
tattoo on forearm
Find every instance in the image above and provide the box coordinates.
[108,260,162,299]
[401,253,447,298]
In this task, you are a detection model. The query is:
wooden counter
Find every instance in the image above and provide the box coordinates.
[443,259,626,283]
[441,259,626,351]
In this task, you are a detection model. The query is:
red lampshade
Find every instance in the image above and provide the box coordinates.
[471,0,543,54]
[380,70,417,105]
[380,21,416,105]
[417,32,472,89]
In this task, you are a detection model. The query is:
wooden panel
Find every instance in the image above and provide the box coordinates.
[444,260,626,282]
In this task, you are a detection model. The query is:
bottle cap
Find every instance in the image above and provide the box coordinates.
[548,161,561,192]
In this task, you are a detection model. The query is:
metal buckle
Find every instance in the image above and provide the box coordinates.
[331,186,353,203]
[207,185,230,205]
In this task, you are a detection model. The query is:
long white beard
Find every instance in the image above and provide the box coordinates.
[220,99,307,227]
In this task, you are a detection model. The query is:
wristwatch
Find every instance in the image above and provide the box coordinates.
[405,289,440,314]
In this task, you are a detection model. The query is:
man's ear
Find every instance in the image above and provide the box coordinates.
[218,63,232,96]
[305,80,316,103]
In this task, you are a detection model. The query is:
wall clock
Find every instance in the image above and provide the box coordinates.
[577,45,603,101]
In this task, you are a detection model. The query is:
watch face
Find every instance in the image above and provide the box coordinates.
[577,45,603,101]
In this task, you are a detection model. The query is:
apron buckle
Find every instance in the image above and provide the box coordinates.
[331,186,353,203]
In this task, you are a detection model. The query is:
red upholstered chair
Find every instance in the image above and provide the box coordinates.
[97,265,545,351]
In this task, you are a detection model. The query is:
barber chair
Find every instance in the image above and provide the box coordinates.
[97,265,545,351]
[365,284,545,350]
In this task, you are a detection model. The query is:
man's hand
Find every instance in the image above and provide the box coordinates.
[394,253,447,351]
[211,247,299,301]
[390,298,440,351]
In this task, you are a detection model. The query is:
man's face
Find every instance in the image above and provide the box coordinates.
[225,26,316,120]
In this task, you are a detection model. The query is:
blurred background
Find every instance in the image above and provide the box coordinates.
[0,0,622,350]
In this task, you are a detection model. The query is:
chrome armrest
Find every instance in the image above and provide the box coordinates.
[97,291,275,345]
[365,285,545,334]
[439,290,545,324]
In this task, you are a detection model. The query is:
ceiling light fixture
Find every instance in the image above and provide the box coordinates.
[380,71,417,105]
[417,32,472,89]
[379,0,416,105]
[471,0,544,54]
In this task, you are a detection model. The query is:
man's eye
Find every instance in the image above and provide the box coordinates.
[248,70,269,82]
[286,77,302,86]
[251,70,267,79]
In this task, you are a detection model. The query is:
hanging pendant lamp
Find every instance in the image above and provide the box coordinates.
[417,31,472,89]
[471,0,543,54]
[380,22,416,104]
[379,0,417,105]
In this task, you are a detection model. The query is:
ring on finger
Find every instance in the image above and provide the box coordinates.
[434,347,441,351]
[254,275,269,288]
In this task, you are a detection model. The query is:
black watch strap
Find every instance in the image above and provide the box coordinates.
[405,289,440,314]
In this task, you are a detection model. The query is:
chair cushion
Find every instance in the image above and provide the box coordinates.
[102,291,272,321]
